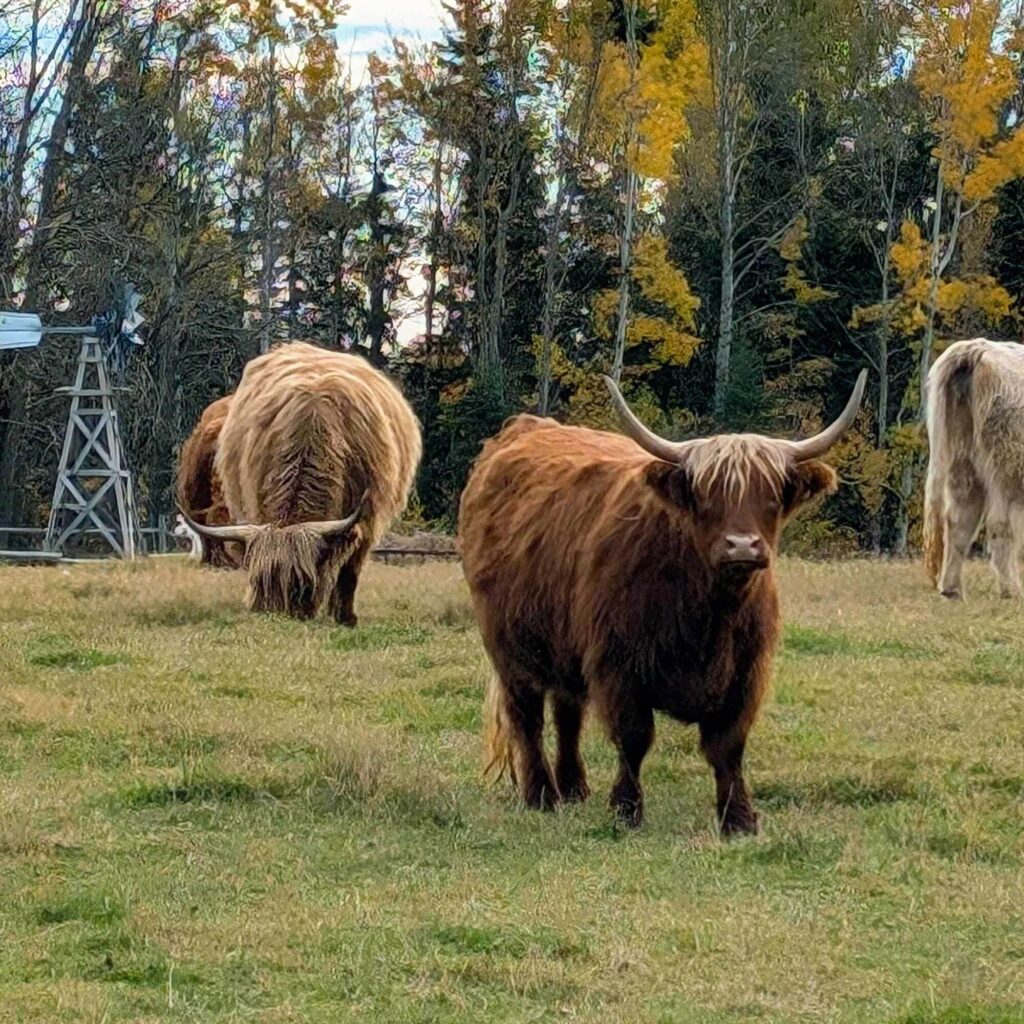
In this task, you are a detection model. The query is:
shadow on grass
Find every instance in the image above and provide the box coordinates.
[113,739,466,832]
[783,625,935,659]
[25,633,126,671]
[892,1005,1024,1024]
[758,768,923,810]
[326,620,432,653]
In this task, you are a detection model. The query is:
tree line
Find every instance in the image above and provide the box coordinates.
[2,0,1024,552]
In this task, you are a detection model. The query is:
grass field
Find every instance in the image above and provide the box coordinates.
[1,555,1023,1024]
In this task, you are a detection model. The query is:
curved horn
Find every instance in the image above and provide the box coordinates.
[178,510,261,544]
[603,375,687,464]
[781,369,868,461]
[305,490,369,540]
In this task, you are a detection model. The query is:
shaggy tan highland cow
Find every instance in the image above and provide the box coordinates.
[186,342,422,624]
[924,338,1024,600]
[176,394,240,568]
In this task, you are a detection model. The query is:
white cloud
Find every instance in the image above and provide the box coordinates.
[339,0,448,39]
[336,0,448,84]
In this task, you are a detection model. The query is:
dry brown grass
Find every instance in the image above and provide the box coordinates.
[1,555,1023,1023]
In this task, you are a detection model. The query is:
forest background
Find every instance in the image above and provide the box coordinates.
[4,0,1024,554]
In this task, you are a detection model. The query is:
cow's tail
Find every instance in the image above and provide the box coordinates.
[923,343,981,585]
[482,673,515,785]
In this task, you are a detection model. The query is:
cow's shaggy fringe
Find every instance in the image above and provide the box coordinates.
[924,338,1024,598]
[215,342,422,620]
[687,436,789,502]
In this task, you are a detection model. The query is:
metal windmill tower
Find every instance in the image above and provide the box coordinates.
[0,289,145,559]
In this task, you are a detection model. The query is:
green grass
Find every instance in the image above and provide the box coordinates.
[1,555,1023,1023]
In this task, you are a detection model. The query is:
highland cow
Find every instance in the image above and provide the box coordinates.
[924,338,1024,600]
[185,342,422,624]
[459,371,866,836]
[177,394,239,568]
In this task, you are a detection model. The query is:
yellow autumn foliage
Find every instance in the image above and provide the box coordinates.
[914,0,1024,202]
[589,0,709,181]
[777,216,836,306]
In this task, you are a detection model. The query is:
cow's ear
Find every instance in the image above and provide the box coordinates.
[645,461,693,511]
[784,460,838,513]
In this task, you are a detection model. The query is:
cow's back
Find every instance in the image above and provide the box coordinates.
[932,340,1024,495]
[217,343,421,541]
[177,394,234,526]
[460,415,690,675]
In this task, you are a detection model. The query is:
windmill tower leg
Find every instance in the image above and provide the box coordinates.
[44,335,141,558]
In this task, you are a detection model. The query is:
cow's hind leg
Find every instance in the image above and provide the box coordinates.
[987,490,1023,598]
[552,694,589,803]
[700,717,757,838]
[505,681,559,811]
[937,465,984,600]
[607,700,654,828]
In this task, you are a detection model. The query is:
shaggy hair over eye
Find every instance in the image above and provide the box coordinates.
[686,436,790,502]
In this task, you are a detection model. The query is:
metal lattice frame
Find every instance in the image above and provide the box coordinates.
[44,335,141,558]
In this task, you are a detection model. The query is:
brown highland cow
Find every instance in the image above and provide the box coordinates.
[459,371,866,836]
[176,394,239,568]
[924,338,1024,600]
[186,342,422,624]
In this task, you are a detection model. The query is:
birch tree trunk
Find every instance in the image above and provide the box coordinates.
[610,0,640,384]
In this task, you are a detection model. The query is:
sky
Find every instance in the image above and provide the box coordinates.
[336,0,447,83]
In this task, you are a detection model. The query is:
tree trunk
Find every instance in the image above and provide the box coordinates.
[715,206,735,417]
[367,168,388,365]
[895,164,948,555]
[871,257,891,554]
[611,164,637,383]
[424,140,444,343]
[610,1,640,384]
[537,173,568,414]
[258,39,277,354]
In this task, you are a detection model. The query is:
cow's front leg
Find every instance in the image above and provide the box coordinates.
[327,544,368,627]
[608,701,654,828]
[700,717,757,838]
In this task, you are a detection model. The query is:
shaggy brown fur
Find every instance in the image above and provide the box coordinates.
[213,342,422,623]
[176,395,239,568]
[924,338,1024,599]
[460,414,841,836]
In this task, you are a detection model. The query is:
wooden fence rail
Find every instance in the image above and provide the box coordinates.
[0,522,459,562]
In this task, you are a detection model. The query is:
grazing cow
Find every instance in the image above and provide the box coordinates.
[185,342,422,624]
[459,371,866,835]
[924,338,1024,600]
[177,394,240,568]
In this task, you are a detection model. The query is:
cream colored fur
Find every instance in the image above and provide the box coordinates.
[924,338,1024,599]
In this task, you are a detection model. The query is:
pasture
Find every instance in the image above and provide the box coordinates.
[1,556,1023,1024]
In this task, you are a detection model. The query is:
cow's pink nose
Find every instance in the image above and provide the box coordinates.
[723,534,765,564]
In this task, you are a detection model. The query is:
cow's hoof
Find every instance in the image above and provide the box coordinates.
[720,809,758,839]
[939,589,961,601]
[523,782,559,812]
[611,797,644,829]
[557,773,590,803]
[334,614,358,628]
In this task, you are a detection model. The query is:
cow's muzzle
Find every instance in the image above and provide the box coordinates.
[719,534,769,571]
